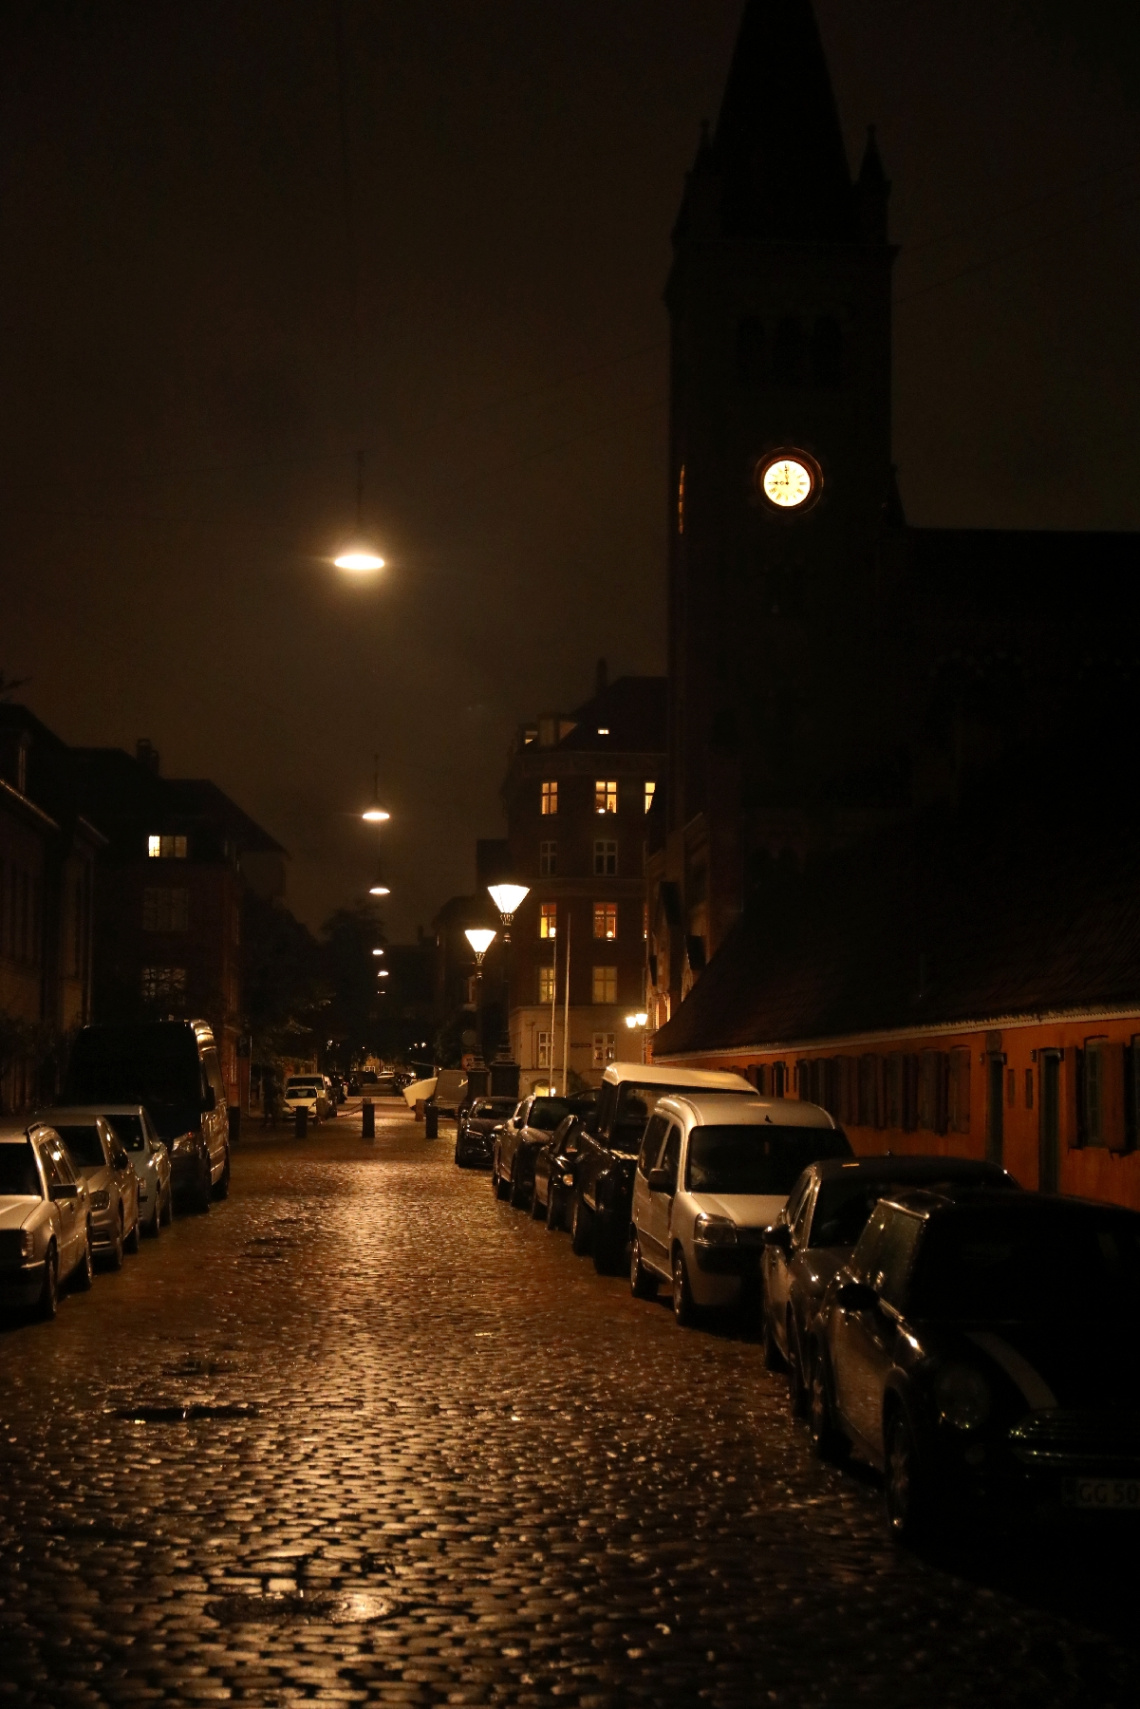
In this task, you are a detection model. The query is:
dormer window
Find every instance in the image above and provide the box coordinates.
[147,835,187,860]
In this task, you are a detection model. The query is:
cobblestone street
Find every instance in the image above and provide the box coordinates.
[2,1102,1138,1708]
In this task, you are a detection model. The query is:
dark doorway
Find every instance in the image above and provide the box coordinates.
[986,1054,1005,1166]
[1039,1052,1061,1193]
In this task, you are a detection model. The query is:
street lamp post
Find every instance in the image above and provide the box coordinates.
[624,1010,650,1066]
[487,883,529,1100]
[464,927,496,1097]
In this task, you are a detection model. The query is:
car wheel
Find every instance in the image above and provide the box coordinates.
[786,1312,808,1418]
[38,1242,59,1320]
[74,1223,95,1291]
[629,1233,657,1299]
[545,1186,564,1232]
[885,1406,937,1545]
[671,1248,697,1327]
[509,1164,530,1210]
[569,1191,594,1256]
[593,1213,625,1275]
[761,1306,784,1372]
[125,1207,141,1254]
[213,1148,231,1201]
[107,1212,125,1271]
[807,1344,848,1463]
[195,1156,212,1215]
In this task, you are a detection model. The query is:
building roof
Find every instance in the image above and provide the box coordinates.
[654,781,1140,1058]
[71,749,284,856]
[559,675,667,754]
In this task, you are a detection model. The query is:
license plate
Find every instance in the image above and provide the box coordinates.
[1062,1477,1140,1512]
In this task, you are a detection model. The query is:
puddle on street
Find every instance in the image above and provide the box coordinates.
[205,1588,394,1626]
[112,1402,262,1423]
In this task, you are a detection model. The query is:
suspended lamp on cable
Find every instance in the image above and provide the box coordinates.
[335,450,386,573]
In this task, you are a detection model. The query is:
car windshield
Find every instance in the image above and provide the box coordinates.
[811,1168,1013,1248]
[0,1146,42,1197]
[528,1099,571,1132]
[54,1125,105,1168]
[910,1206,1140,1320]
[104,1114,146,1152]
[687,1126,850,1195]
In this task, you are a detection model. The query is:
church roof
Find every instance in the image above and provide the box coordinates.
[653,783,1140,1058]
[711,0,855,242]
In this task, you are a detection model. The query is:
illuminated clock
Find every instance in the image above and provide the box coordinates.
[757,450,821,512]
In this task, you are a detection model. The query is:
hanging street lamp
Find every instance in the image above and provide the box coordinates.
[335,450,386,573]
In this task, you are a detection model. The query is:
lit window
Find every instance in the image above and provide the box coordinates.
[644,780,656,814]
[141,966,187,1002]
[538,966,556,1004]
[593,839,617,876]
[541,781,558,816]
[147,834,187,859]
[539,840,557,877]
[592,965,617,1005]
[595,780,617,814]
[143,888,189,933]
[538,1030,553,1068]
[592,1031,616,1068]
[593,903,617,941]
[597,727,610,736]
[539,903,557,939]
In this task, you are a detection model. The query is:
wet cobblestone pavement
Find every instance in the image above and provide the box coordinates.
[2,1102,1139,1707]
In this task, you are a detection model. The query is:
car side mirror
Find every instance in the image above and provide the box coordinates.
[837,1280,879,1312]
[763,1223,792,1253]
[647,1168,674,1194]
[50,1182,79,1201]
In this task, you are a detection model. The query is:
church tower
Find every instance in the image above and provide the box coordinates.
[663,0,899,973]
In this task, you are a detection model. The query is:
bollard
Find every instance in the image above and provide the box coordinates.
[424,1100,438,1140]
[294,1105,308,1139]
[362,1099,375,1141]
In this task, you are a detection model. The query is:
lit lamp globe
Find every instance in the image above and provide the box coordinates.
[334,543,385,573]
[369,883,391,896]
[362,807,390,824]
[465,927,496,964]
[487,883,530,924]
[625,1011,649,1029]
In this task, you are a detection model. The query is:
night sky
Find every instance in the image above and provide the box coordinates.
[4,1,1140,937]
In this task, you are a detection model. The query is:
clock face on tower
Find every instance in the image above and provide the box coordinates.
[757,450,822,512]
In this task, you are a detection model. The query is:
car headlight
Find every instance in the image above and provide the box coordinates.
[934,1365,991,1431]
[89,1189,110,1211]
[694,1214,737,1247]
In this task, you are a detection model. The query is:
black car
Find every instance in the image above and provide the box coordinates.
[570,1067,757,1274]
[492,1095,588,1207]
[807,1188,1140,1543]
[531,1104,597,1229]
[454,1096,517,1169]
[762,1154,1019,1413]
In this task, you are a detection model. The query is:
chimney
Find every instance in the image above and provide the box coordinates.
[595,658,608,699]
[136,739,160,774]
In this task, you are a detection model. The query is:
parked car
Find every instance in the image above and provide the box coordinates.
[0,1125,94,1318]
[88,1105,173,1239]
[807,1188,1140,1543]
[761,1155,1019,1412]
[37,1110,141,1270]
[532,1105,597,1229]
[571,1062,758,1273]
[63,1019,230,1212]
[628,1094,851,1323]
[283,1077,332,1121]
[492,1094,593,1207]
[455,1097,517,1169]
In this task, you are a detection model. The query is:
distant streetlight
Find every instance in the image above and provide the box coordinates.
[335,451,386,573]
[465,928,497,1074]
[487,884,529,923]
[378,970,389,979]
[372,948,384,957]
[369,883,391,896]
[624,1011,649,1029]
[487,885,529,1078]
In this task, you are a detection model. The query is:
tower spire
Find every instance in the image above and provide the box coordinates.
[711,0,854,241]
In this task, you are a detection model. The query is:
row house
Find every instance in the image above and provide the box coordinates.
[0,708,102,1111]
